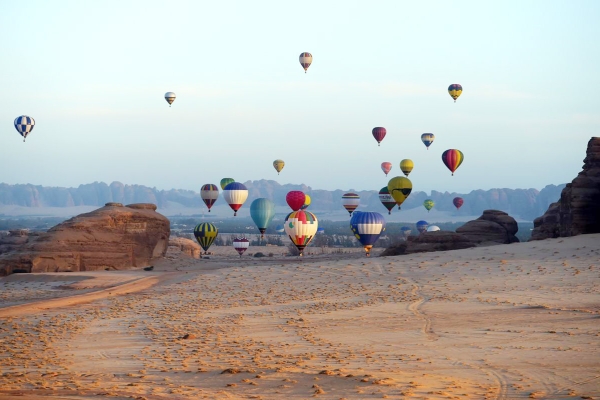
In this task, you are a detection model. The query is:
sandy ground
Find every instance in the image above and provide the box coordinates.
[0,236,599,399]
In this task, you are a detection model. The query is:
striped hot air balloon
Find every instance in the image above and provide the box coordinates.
[200,184,219,212]
[284,210,318,256]
[223,182,248,216]
[14,115,35,142]
[164,92,176,106]
[378,187,396,215]
[400,159,414,176]
[299,52,312,73]
[448,84,462,102]
[350,211,386,256]
[421,133,434,150]
[442,149,464,176]
[342,192,360,216]
[194,222,218,253]
[250,198,275,238]
[233,237,250,257]
[381,162,392,177]
[286,191,306,211]
[372,127,386,146]
[220,178,235,190]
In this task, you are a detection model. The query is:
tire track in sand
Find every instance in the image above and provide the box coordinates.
[403,276,437,341]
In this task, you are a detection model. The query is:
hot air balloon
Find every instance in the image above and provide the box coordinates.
[400,226,411,239]
[286,191,306,211]
[381,162,392,177]
[250,198,275,238]
[427,225,440,232]
[284,210,318,256]
[442,149,464,176]
[14,115,35,142]
[275,224,285,234]
[372,127,386,146]
[301,194,311,210]
[387,177,412,209]
[448,84,462,102]
[378,187,396,215]
[299,52,312,73]
[165,92,176,107]
[350,211,386,256]
[220,178,235,190]
[317,227,325,234]
[273,159,285,175]
[342,193,360,216]
[400,159,414,176]
[223,182,248,216]
[233,237,250,257]
[200,184,219,212]
[421,133,434,150]
[416,220,429,234]
[194,222,218,253]
[423,199,434,212]
[453,197,464,210]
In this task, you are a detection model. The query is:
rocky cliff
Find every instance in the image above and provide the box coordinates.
[456,210,519,245]
[0,203,170,276]
[531,137,600,240]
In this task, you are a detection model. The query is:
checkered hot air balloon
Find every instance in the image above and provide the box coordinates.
[299,52,312,73]
[14,115,35,142]
[284,210,318,256]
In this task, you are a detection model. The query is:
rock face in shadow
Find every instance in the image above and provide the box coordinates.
[456,210,520,245]
[0,203,170,276]
[379,231,475,257]
[531,137,600,240]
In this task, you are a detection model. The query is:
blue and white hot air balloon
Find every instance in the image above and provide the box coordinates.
[416,220,429,234]
[350,211,386,256]
[14,115,35,142]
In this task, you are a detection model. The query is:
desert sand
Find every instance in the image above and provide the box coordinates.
[0,235,599,399]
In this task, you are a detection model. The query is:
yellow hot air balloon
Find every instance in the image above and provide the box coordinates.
[387,176,412,209]
[273,159,285,175]
[400,159,413,176]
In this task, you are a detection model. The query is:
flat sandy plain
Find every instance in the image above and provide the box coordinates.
[0,235,599,399]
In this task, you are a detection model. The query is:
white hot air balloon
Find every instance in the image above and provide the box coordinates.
[165,92,176,107]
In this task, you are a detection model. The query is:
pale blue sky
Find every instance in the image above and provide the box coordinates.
[1,0,598,194]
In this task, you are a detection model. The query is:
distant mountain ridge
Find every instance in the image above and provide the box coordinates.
[0,180,565,221]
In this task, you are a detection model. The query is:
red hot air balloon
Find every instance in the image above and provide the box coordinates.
[372,127,386,146]
[381,162,392,176]
[286,191,306,211]
[453,197,464,210]
[441,149,464,176]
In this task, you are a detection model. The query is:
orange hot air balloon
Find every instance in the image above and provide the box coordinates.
[381,162,392,176]
[441,149,464,176]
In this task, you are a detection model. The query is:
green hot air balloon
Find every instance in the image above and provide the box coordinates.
[423,199,434,212]
[194,222,218,253]
[220,178,235,190]
[250,198,275,238]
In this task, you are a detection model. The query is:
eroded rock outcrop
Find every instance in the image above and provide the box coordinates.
[168,237,201,258]
[379,231,475,257]
[456,210,519,245]
[0,203,170,276]
[531,137,600,240]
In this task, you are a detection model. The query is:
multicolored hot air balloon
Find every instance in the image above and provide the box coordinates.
[400,226,411,239]
[165,92,176,107]
[442,149,464,176]
[286,191,306,211]
[273,159,285,175]
[14,115,35,142]
[194,222,218,253]
[342,192,360,216]
[416,220,429,234]
[400,159,414,177]
[284,210,318,256]
[387,177,412,209]
[200,184,219,212]
[427,225,440,232]
[350,211,386,256]
[453,197,464,210]
[381,162,392,177]
[250,198,275,238]
[448,84,462,102]
[301,194,311,210]
[423,199,434,212]
[299,52,312,73]
[223,182,248,216]
[421,133,434,150]
[220,178,235,190]
[233,237,249,257]
[372,127,386,146]
[378,187,396,215]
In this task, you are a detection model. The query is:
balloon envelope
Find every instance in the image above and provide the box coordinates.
[301,194,311,210]
[233,237,250,257]
[381,162,392,176]
[400,159,414,176]
[378,187,396,215]
[299,52,312,72]
[200,184,219,212]
[220,178,235,190]
[250,198,275,237]
[194,222,218,252]
[442,149,464,175]
[416,220,429,234]
[273,159,285,174]
[275,224,285,233]
[342,192,360,215]
[423,199,434,212]
[400,226,411,238]
[387,177,412,208]
[350,211,386,256]
[453,197,464,210]
[421,133,434,150]
[284,210,318,256]
[427,225,440,232]
[14,115,35,142]
[286,191,306,211]
[372,127,386,146]
[165,92,176,106]
[448,84,462,102]
[223,182,248,216]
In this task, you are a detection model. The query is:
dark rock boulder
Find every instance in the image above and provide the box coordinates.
[380,231,475,257]
[0,203,170,276]
[456,210,519,245]
[531,137,600,240]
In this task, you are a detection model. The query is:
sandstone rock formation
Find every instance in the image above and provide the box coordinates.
[168,237,201,258]
[0,203,170,276]
[531,137,600,240]
[456,210,519,245]
[379,231,475,257]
